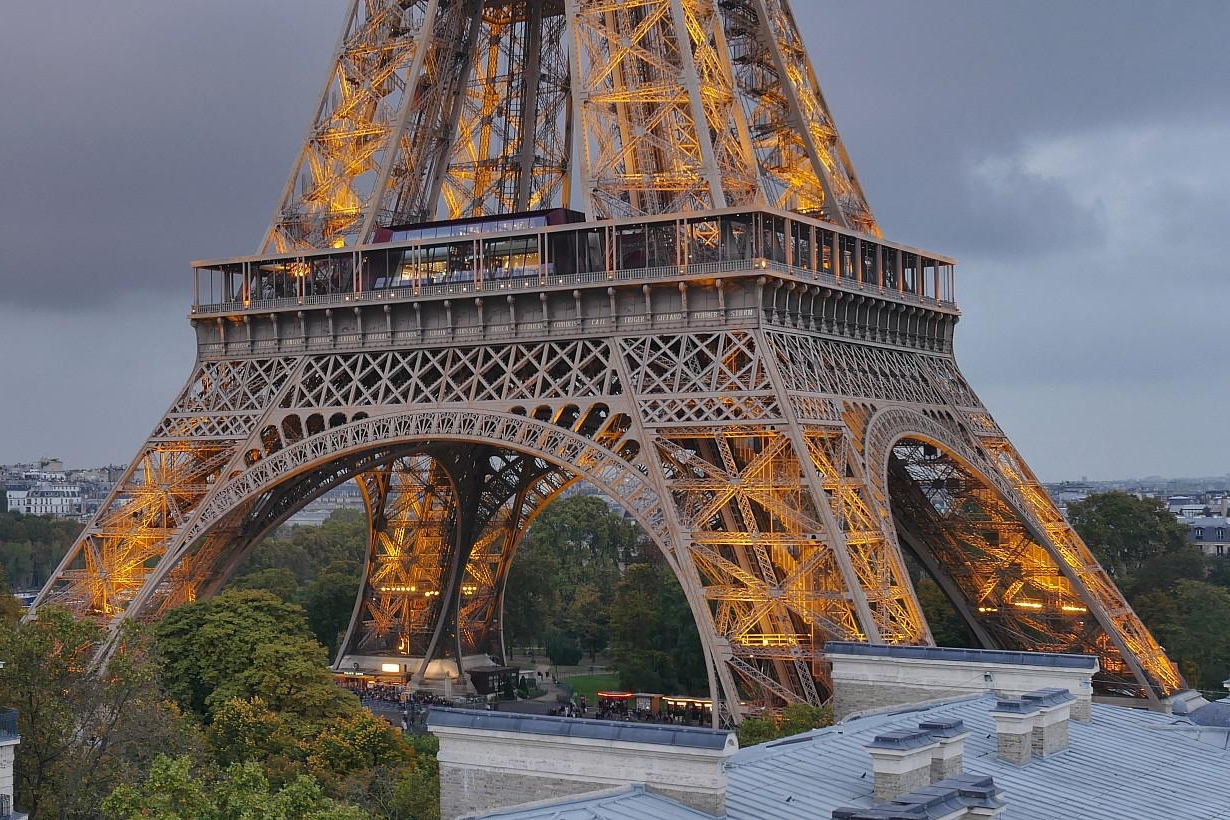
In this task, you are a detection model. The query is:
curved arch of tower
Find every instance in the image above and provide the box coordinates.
[29,0,1181,719]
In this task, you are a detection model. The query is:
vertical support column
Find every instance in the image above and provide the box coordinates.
[515,0,545,212]
[564,0,593,219]
[668,0,728,209]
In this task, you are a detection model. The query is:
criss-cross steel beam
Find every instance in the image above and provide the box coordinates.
[263,0,877,250]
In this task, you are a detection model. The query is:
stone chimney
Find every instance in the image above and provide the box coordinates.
[989,699,1038,766]
[919,718,968,782]
[865,728,939,802]
[1021,688,1073,757]
[1166,689,1211,717]
[833,773,1005,819]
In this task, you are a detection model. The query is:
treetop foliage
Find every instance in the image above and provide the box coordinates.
[1067,491,1191,581]
[102,755,369,820]
[0,609,209,818]
[1068,491,1230,691]
[0,509,81,589]
[502,493,709,696]
[735,703,833,747]
[0,585,442,818]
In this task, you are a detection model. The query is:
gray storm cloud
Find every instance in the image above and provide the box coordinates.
[0,0,1226,478]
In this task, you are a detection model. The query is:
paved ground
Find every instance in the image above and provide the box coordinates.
[362,681,568,733]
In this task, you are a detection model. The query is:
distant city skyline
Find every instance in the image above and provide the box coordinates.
[1,2,1228,481]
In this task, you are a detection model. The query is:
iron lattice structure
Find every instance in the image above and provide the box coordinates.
[31,0,1181,718]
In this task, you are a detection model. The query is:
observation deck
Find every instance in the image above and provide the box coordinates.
[191,207,957,359]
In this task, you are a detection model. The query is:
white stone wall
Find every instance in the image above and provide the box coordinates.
[830,652,1096,721]
[0,738,17,813]
[433,724,736,819]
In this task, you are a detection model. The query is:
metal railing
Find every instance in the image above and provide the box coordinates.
[192,257,956,318]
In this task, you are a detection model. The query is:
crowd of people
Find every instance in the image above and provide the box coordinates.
[548,695,712,726]
[340,677,713,730]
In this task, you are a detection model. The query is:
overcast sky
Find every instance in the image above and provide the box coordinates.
[1,1,1227,481]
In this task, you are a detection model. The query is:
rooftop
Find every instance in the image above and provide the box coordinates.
[726,694,1230,820]
[427,706,733,751]
[471,784,715,820]
[446,693,1230,819]
[825,641,1099,670]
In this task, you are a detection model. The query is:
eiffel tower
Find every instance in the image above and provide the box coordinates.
[30,0,1181,718]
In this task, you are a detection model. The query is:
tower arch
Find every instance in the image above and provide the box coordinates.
[864,406,1179,704]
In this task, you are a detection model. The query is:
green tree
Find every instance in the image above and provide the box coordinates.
[776,703,834,737]
[1206,556,1230,589]
[503,547,560,647]
[238,510,367,584]
[156,589,321,716]
[504,494,644,651]
[0,609,206,818]
[209,636,358,719]
[1130,547,1207,598]
[0,510,82,588]
[230,566,301,602]
[0,563,21,626]
[608,562,706,694]
[102,755,211,819]
[153,588,422,800]
[341,736,440,820]
[300,561,362,659]
[735,703,833,747]
[306,709,411,788]
[544,626,583,666]
[1134,580,1230,691]
[1067,492,1192,584]
[103,754,368,820]
[207,697,299,771]
[915,577,975,648]
[565,583,610,661]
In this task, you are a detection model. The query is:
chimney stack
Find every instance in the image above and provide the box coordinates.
[1021,688,1073,757]
[919,718,969,782]
[833,774,1005,819]
[865,729,939,802]
[989,699,1038,766]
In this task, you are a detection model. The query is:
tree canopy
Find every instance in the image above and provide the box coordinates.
[500,493,709,695]
[0,510,81,589]
[1135,580,1230,691]
[735,703,833,747]
[608,561,707,695]
[102,755,368,820]
[504,494,641,653]
[0,609,207,818]
[227,511,367,659]
[1067,492,1192,583]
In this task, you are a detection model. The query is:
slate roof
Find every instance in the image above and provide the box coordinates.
[1186,698,1230,729]
[428,706,733,750]
[824,641,1098,670]
[471,784,716,820]
[726,694,1230,820]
